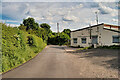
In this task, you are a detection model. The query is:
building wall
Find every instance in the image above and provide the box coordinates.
[71,25,102,47]
[100,28,119,46]
[71,24,119,47]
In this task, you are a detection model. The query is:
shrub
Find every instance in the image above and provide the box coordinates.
[1,23,46,72]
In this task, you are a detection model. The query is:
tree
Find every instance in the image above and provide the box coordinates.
[47,33,55,45]
[18,24,26,31]
[59,32,70,45]
[62,29,71,37]
[40,23,51,33]
[47,32,70,45]
[23,17,39,31]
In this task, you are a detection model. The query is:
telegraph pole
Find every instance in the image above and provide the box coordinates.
[57,22,60,45]
[95,12,98,25]
[88,24,92,39]
[95,11,99,32]
[57,23,59,36]
[88,24,92,46]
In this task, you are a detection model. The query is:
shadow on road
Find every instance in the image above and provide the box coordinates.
[68,49,119,70]
[51,46,64,50]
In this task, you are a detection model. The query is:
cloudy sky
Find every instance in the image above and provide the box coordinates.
[0,0,119,32]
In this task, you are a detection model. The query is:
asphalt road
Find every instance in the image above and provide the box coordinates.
[2,45,81,78]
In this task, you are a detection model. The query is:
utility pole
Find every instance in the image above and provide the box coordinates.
[57,22,60,45]
[89,24,92,39]
[57,23,59,36]
[95,11,99,33]
[95,12,98,25]
[88,24,92,46]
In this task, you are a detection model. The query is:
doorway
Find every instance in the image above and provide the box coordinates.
[92,36,98,44]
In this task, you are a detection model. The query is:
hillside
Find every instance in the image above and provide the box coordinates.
[1,23,46,72]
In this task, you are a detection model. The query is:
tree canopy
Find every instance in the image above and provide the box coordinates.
[62,29,71,37]
[20,17,71,45]
[23,17,39,30]
[40,23,51,33]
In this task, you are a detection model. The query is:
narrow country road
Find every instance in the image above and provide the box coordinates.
[2,45,82,78]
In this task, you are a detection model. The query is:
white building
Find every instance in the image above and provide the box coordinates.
[71,23,120,47]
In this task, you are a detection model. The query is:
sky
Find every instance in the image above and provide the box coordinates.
[0,0,120,32]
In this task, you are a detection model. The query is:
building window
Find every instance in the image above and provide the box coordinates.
[81,38,86,44]
[113,36,120,43]
[73,38,77,43]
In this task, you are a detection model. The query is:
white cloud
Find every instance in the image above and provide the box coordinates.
[63,15,79,22]
[93,0,119,2]
[3,0,119,2]
[6,20,20,23]
[2,3,29,20]
[75,4,83,8]
[2,2,119,32]
[49,22,54,25]
[98,3,118,16]
[6,23,19,27]
[112,19,118,22]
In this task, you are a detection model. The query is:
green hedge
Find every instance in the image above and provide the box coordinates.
[1,23,46,73]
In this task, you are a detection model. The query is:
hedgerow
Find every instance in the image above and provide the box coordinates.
[1,23,46,72]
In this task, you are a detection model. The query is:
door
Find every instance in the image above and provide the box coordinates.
[92,36,98,44]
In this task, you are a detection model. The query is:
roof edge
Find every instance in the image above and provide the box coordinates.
[104,24,120,27]
[103,28,120,33]
[71,23,120,32]
[71,23,104,32]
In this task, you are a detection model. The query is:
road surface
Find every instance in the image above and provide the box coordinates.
[2,45,118,78]
[2,45,82,78]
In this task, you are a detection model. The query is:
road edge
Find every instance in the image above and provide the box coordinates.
[2,45,48,75]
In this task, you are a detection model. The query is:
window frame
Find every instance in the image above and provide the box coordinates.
[112,36,120,43]
[73,38,77,44]
[81,38,87,44]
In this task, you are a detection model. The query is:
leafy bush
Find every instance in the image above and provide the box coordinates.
[48,32,70,45]
[1,23,46,72]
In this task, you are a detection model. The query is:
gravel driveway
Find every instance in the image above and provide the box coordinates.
[65,48,119,78]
